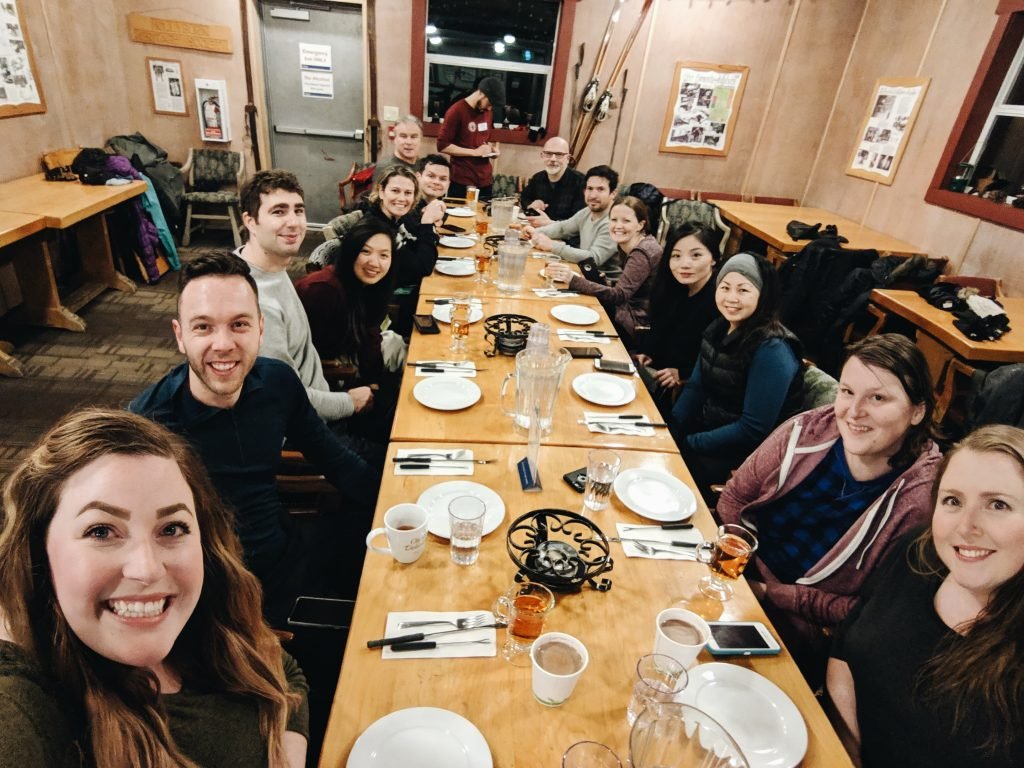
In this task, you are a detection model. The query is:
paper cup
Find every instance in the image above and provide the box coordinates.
[531,632,589,707]
[653,608,710,668]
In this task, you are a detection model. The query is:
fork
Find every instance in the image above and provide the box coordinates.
[631,541,691,557]
[403,450,467,460]
[398,613,489,629]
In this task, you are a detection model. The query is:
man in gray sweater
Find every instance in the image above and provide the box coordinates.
[235,170,373,423]
[524,164,620,277]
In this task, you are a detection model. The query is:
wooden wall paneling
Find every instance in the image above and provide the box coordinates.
[958,219,1024,295]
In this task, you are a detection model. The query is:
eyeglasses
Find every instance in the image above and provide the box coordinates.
[540,151,569,159]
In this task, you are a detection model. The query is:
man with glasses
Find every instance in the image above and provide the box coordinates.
[521,137,585,227]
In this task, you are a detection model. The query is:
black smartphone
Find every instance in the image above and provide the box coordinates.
[525,206,544,217]
[413,314,440,335]
[563,346,603,359]
[287,596,355,629]
[440,223,466,234]
[562,466,587,493]
[595,358,634,375]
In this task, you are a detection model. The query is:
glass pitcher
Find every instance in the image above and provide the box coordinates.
[500,347,571,435]
[489,196,518,234]
[496,240,530,294]
[629,701,748,768]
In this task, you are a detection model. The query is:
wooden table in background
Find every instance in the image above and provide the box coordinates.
[391,295,679,453]
[713,200,926,265]
[0,174,144,331]
[319,442,851,768]
[0,211,47,376]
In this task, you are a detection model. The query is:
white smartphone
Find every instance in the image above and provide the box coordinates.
[705,621,782,656]
[594,358,635,375]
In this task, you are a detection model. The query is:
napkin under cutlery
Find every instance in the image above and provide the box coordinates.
[393,448,475,476]
[532,288,579,298]
[615,523,703,560]
[582,412,656,436]
[380,611,497,659]
[557,329,612,344]
[414,360,478,377]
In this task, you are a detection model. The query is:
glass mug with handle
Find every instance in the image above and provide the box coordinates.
[696,523,758,601]
[492,580,555,664]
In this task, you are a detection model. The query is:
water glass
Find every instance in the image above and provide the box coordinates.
[448,495,485,566]
[544,254,563,289]
[448,292,472,355]
[563,741,622,768]
[627,654,687,726]
[584,449,621,513]
[696,524,758,601]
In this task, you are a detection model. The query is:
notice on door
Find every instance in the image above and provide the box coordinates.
[299,43,332,71]
[301,71,334,99]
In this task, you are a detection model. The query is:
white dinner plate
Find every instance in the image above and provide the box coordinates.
[679,663,808,768]
[446,206,475,218]
[435,259,476,276]
[550,304,599,325]
[572,372,636,407]
[417,481,506,539]
[432,305,484,324]
[413,376,482,411]
[613,468,697,522]
[347,707,492,768]
[439,235,476,249]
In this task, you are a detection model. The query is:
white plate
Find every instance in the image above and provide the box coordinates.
[436,260,476,276]
[679,663,808,768]
[417,481,506,539]
[613,468,696,522]
[446,206,475,218]
[550,304,599,325]
[439,235,476,249]
[432,305,484,324]
[572,372,636,407]
[347,707,492,768]
[413,376,482,411]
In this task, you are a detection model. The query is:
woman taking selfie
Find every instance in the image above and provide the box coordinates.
[0,409,308,767]
[635,224,721,411]
[543,196,662,346]
[827,424,1024,767]
[718,334,941,676]
[669,251,803,496]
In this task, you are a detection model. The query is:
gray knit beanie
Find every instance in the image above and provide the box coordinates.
[715,252,763,290]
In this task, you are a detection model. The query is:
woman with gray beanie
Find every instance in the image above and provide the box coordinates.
[669,252,804,498]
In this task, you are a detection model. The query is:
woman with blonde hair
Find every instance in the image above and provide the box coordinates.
[0,409,308,767]
[827,424,1024,767]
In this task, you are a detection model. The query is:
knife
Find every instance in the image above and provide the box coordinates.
[607,537,698,548]
[367,622,505,648]
[582,421,668,428]
[621,522,694,531]
[415,367,487,374]
[391,638,494,652]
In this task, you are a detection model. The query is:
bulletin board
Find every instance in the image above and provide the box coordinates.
[0,0,46,119]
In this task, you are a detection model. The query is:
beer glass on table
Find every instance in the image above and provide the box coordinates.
[474,244,491,285]
[695,524,758,601]
[449,292,471,356]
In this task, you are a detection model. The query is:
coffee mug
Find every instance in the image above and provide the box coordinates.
[653,608,710,668]
[365,503,428,564]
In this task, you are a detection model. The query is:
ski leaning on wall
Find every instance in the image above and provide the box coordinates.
[569,0,653,166]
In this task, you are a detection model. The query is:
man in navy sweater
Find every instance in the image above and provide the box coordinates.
[130,251,377,625]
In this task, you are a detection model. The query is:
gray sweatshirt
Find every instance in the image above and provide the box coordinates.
[538,207,618,272]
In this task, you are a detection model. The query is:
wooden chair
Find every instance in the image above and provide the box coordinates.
[934,358,976,425]
[277,450,337,514]
[658,187,695,201]
[338,161,375,212]
[699,191,743,202]
[180,148,244,247]
[752,196,799,206]
[660,198,731,253]
[937,274,1005,298]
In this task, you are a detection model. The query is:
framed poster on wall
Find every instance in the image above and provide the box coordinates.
[147,57,188,116]
[0,0,46,118]
[196,78,230,142]
[659,62,748,157]
[847,77,930,185]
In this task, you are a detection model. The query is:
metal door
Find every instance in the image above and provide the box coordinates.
[260,2,364,227]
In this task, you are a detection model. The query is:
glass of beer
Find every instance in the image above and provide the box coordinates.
[474,214,489,238]
[474,247,491,284]
[466,186,480,212]
[695,524,758,601]
[448,292,472,356]
[492,580,555,664]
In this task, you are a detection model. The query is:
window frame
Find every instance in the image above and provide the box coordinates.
[409,0,577,145]
[926,1,1024,232]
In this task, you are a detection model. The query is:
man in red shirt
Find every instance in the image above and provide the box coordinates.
[437,76,505,200]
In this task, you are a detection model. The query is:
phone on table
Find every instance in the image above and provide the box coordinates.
[594,358,634,375]
[705,621,782,656]
[562,466,588,493]
[564,346,603,360]
[287,596,355,629]
[413,314,440,335]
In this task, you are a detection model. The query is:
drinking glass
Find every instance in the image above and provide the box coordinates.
[475,214,489,238]
[544,254,563,289]
[492,580,555,663]
[474,246,491,285]
[448,292,472,356]
[696,524,759,601]
[448,495,485,566]
[583,449,621,513]
[466,186,480,212]
[629,702,748,768]
[563,741,622,768]
[627,654,687,726]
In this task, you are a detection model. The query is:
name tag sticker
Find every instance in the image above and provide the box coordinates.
[477,122,488,131]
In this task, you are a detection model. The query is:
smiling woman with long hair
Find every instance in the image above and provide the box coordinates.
[827,424,1024,767]
[0,409,307,767]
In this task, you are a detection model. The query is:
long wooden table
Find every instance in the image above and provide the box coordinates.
[0,211,48,376]
[0,173,144,332]
[391,294,680,453]
[713,200,926,265]
[319,442,851,767]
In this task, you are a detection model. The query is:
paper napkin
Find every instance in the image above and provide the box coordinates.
[557,329,612,344]
[532,288,580,298]
[414,360,478,378]
[380,611,498,660]
[393,448,475,476]
[615,523,703,561]
[582,412,655,436]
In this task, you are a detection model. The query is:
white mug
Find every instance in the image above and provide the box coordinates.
[365,503,428,564]
[653,608,710,669]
